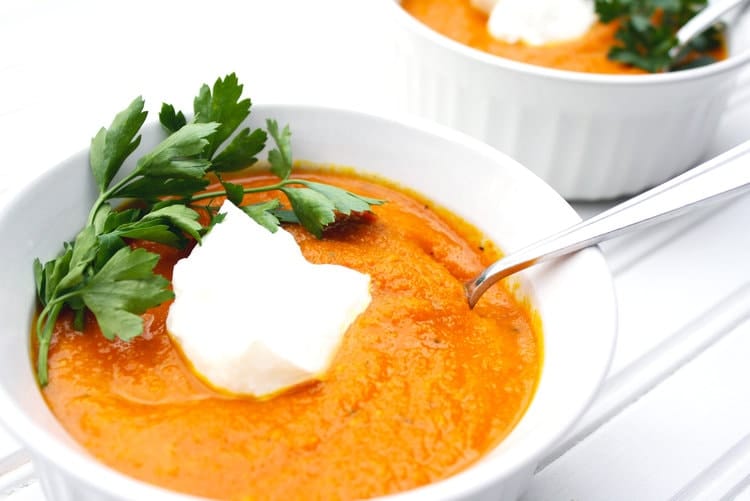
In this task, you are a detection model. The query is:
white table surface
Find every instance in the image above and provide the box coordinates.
[1,1,749,500]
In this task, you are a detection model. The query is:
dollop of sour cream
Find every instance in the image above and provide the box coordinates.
[166,200,372,398]
[470,0,596,46]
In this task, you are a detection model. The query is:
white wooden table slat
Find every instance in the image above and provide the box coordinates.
[735,484,750,501]
[607,195,750,373]
[672,432,750,501]
[524,319,750,501]
[0,451,33,497]
[537,282,750,472]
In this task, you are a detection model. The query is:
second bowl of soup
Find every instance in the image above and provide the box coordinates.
[387,0,750,199]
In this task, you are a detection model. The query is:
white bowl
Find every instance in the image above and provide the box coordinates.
[386,0,750,200]
[0,105,616,500]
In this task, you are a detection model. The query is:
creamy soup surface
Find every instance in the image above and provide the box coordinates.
[401,0,727,74]
[38,169,542,501]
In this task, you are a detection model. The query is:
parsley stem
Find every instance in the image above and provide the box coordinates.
[36,301,63,386]
[35,290,85,386]
[189,179,304,203]
[87,169,142,227]
[87,195,107,227]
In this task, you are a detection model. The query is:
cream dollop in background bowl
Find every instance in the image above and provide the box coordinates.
[0,106,616,500]
[386,0,750,200]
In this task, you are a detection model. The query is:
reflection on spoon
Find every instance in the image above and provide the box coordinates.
[465,138,750,308]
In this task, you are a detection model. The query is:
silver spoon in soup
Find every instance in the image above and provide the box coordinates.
[466,138,750,307]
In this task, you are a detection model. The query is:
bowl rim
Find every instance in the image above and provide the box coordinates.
[388,0,750,86]
[0,104,618,501]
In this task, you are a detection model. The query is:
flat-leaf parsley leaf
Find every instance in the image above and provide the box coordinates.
[33,73,385,386]
[595,0,724,72]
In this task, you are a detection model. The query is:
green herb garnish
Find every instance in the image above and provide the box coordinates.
[33,73,384,386]
[595,0,724,72]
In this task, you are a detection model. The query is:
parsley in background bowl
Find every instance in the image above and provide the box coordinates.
[0,104,616,500]
[386,0,750,200]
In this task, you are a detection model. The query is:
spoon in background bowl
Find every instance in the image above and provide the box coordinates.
[668,0,750,67]
[465,138,750,308]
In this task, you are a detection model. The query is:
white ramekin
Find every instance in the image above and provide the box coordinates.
[386,1,750,200]
[0,105,616,500]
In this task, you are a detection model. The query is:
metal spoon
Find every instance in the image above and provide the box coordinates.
[668,0,750,64]
[465,139,750,308]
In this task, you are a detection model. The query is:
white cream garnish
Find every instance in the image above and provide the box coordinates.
[471,0,596,46]
[166,200,371,398]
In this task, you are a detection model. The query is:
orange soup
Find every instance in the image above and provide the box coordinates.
[400,0,727,74]
[38,169,542,500]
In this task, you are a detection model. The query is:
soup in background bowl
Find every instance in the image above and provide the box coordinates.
[0,105,616,500]
[400,0,730,74]
[385,0,750,200]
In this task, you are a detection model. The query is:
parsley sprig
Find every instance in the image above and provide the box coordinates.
[595,0,724,72]
[33,73,384,386]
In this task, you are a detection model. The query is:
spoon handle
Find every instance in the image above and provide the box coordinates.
[466,139,750,307]
[670,0,749,60]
